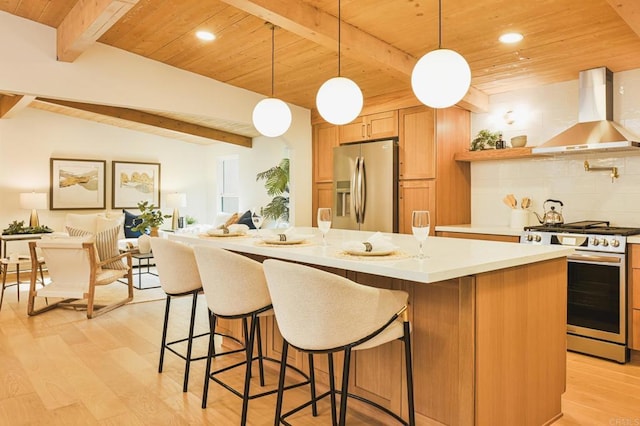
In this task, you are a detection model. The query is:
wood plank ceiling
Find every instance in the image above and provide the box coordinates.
[2,0,640,144]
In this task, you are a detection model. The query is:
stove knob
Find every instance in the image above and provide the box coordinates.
[601,239,609,247]
[534,234,542,242]
[591,238,600,246]
[611,239,620,248]
[526,234,533,242]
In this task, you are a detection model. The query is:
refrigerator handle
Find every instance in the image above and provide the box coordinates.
[351,157,360,223]
[358,156,366,223]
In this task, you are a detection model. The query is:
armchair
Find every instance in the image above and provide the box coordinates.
[28,237,133,318]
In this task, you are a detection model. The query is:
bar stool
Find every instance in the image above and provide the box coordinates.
[263,259,415,426]
[150,238,243,392]
[193,246,313,426]
[0,256,46,311]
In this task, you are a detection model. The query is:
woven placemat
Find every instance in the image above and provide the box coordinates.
[334,250,411,261]
[254,240,314,248]
[198,233,249,239]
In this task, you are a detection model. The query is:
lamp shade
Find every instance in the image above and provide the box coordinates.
[19,192,47,210]
[411,48,471,108]
[252,98,292,137]
[166,193,187,208]
[316,76,363,125]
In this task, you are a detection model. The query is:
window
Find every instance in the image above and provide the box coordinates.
[218,156,239,213]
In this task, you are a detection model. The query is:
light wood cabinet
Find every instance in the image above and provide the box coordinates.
[399,106,435,180]
[629,245,640,350]
[339,111,398,144]
[436,231,520,243]
[312,182,333,227]
[313,122,339,183]
[398,180,436,235]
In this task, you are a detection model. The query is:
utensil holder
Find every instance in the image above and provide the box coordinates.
[510,210,530,229]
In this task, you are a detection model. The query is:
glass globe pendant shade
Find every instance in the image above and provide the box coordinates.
[316,76,363,125]
[252,97,292,137]
[411,48,471,108]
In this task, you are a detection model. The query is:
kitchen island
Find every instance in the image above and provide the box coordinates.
[169,228,572,426]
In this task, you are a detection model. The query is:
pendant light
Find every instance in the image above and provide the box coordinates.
[315,0,363,125]
[411,0,471,108]
[253,24,292,137]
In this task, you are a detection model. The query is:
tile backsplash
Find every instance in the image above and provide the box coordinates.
[471,68,640,228]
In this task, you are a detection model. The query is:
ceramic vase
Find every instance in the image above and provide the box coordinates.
[138,234,152,254]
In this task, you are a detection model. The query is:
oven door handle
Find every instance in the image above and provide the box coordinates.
[568,253,622,263]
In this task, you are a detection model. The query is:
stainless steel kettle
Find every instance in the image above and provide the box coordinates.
[533,199,564,225]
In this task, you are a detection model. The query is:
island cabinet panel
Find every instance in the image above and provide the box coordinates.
[339,111,398,144]
[629,245,640,350]
[474,257,566,426]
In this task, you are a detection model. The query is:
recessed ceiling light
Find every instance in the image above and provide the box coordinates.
[499,32,524,44]
[196,31,215,41]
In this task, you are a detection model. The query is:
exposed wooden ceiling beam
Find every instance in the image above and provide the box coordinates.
[219,0,488,113]
[35,98,253,147]
[607,0,640,37]
[0,94,36,118]
[57,0,139,62]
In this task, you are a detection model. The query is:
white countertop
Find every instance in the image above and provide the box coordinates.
[628,236,640,244]
[169,227,572,284]
[435,224,523,237]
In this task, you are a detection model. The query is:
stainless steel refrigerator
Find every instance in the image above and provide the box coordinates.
[333,139,398,232]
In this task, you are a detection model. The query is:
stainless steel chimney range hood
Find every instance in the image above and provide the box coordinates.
[532,67,640,154]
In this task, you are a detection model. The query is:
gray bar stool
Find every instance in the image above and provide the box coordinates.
[193,246,312,426]
[263,259,415,426]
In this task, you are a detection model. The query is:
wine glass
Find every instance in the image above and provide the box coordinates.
[251,208,264,237]
[317,207,332,246]
[412,210,430,259]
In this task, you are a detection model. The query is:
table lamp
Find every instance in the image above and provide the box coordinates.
[166,193,187,230]
[19,192,47,227]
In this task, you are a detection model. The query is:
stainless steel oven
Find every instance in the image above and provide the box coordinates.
[566,250,627,363]
[521,221,636,363]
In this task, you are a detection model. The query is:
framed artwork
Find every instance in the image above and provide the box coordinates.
[112,161,161,209]
[50,158,106,210]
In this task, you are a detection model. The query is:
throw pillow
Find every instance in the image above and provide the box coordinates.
[123,209,144,238]
[66,225,128,270]
[236,210,256,229]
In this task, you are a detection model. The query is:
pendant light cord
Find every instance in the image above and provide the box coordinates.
[337,0,341,76]
[438,0,442,49]
[270,24,275,97]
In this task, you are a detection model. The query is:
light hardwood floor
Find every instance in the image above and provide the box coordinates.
[0,284,639,425]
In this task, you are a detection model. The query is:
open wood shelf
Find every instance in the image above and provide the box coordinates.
[454,147,547,162]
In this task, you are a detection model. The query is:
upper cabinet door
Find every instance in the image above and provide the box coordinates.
[398,106,435,180]
[338,111,398,144]
[313,122,339,183]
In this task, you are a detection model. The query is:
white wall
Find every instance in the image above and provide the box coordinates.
[0,11,312,233]
[471,69,640,228]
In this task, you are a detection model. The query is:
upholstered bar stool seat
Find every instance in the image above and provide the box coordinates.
[263,259,415,426]
[193,246,312,426]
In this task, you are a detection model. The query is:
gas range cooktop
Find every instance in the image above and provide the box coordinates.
[524,221,640,236]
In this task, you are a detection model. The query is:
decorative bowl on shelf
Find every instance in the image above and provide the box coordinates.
[510,135,527,147]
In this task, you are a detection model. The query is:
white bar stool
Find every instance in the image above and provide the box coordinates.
[263,259,416,426]
[0,255,46,310]
[193,246,313,426]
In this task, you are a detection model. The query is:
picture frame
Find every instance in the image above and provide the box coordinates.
[50,158,106,210]
[112,161,161,209]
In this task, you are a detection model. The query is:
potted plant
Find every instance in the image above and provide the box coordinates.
[2,220,53,235]
[256,158,290,226]
[131,201,170,237]
[470,129,500,151]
